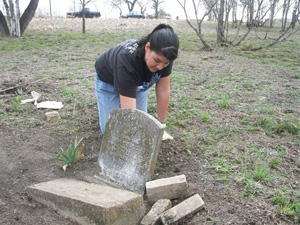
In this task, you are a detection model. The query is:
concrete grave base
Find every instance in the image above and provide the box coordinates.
[27,178,145,225]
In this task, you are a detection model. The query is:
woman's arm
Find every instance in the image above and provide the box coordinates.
[155,75,171,123]
[120,95,136,109]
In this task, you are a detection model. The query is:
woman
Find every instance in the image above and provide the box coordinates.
[95,23,179,136]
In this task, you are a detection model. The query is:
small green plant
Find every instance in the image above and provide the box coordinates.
[55,137,85,171]
[242,82,256,90]
[291,74,300,79]
[257,118,273,131]
[273,120,299,135]
[272,194,288,207]
[272,190,300,220]
[269,157,281,168]
[253,164,273,183]
[61,87,77,96]
[219,94,231,109]
[186,142,192,155]
[11,96,25,113]
[259,106,275,115]
[77,64,84,69]
[178,120,187,127]
[238,173,263,198]
[200,113,210,122]
[214,158,234,174]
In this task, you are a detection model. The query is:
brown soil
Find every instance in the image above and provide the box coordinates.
[0,18,299,225]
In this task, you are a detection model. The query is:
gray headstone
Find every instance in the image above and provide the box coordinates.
[97,109,164,195]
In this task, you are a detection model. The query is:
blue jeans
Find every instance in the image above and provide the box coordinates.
[95,73,150,134]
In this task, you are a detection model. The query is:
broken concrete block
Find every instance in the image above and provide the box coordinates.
[27,178,145,225]
[159,194,205,225]
[140,199,172,225]
[146,174,188,202]
[45,111,60,122]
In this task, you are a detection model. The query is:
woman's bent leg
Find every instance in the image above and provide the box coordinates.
[95,74,120,134]
[136,89,150,112]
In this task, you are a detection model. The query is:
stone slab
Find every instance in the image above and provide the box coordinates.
[146,175,188,202]
[140,199,172,225]
[27,178,145,225]
[98,108,164,195]
[159,194,205,224]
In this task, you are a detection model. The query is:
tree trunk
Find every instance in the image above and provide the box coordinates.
[232,0,237,27]
[0,11,10,37]
[152,0,158,18]
[82,0,86,34]
[217,0,225,43]
[15,0,21,36]
[20,0,39,35]
[208,11,213,21]
[8,0,18,37]
[246,0,254,27]
[126,0,138,13]
[269,0,278,28]
[281,0,291,31]
[291,0,299,28]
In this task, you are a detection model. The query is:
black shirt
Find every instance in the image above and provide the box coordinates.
[95,38,173,98]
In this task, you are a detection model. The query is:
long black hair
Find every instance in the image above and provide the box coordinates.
[137,24,179,61]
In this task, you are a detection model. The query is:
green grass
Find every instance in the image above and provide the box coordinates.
[252,163,274,183]
[257,117,299,135]
[61,87,77,96]
[10,96,25,113]
[200,112,210,122]
[272,189,300,219]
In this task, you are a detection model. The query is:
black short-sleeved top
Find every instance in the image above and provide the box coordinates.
[95,38,173,98]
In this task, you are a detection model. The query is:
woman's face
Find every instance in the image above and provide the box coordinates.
[144,42,170,73]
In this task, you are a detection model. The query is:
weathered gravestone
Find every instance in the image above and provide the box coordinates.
[96,108,164,195]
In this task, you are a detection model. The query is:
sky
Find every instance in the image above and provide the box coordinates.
[16,0,292,20]
[19,0,187,19]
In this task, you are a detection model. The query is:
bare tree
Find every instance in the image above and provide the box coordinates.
[223,0,236,40]
[281,0,291,31]
[291,0,299,28]
[125,0,138,13]
[231,0,237,27]
[152,0,164,18]
[0,0,39,37]
[110,0,124,16]
[203,0,218,20]
[217,0,225,43]
[0,10,9,36]
[137,0,151,14]
[77,0,98,34]
[251,19,300,50]
[80,0,87,34]
[269,0,279,27]
[232,0,267,46]
[178,0,299,51]
[177,0,214,50]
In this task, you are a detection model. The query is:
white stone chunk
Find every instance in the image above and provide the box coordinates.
[146,175,188,202]
[140,199,172,225]
[159,194,205,224]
